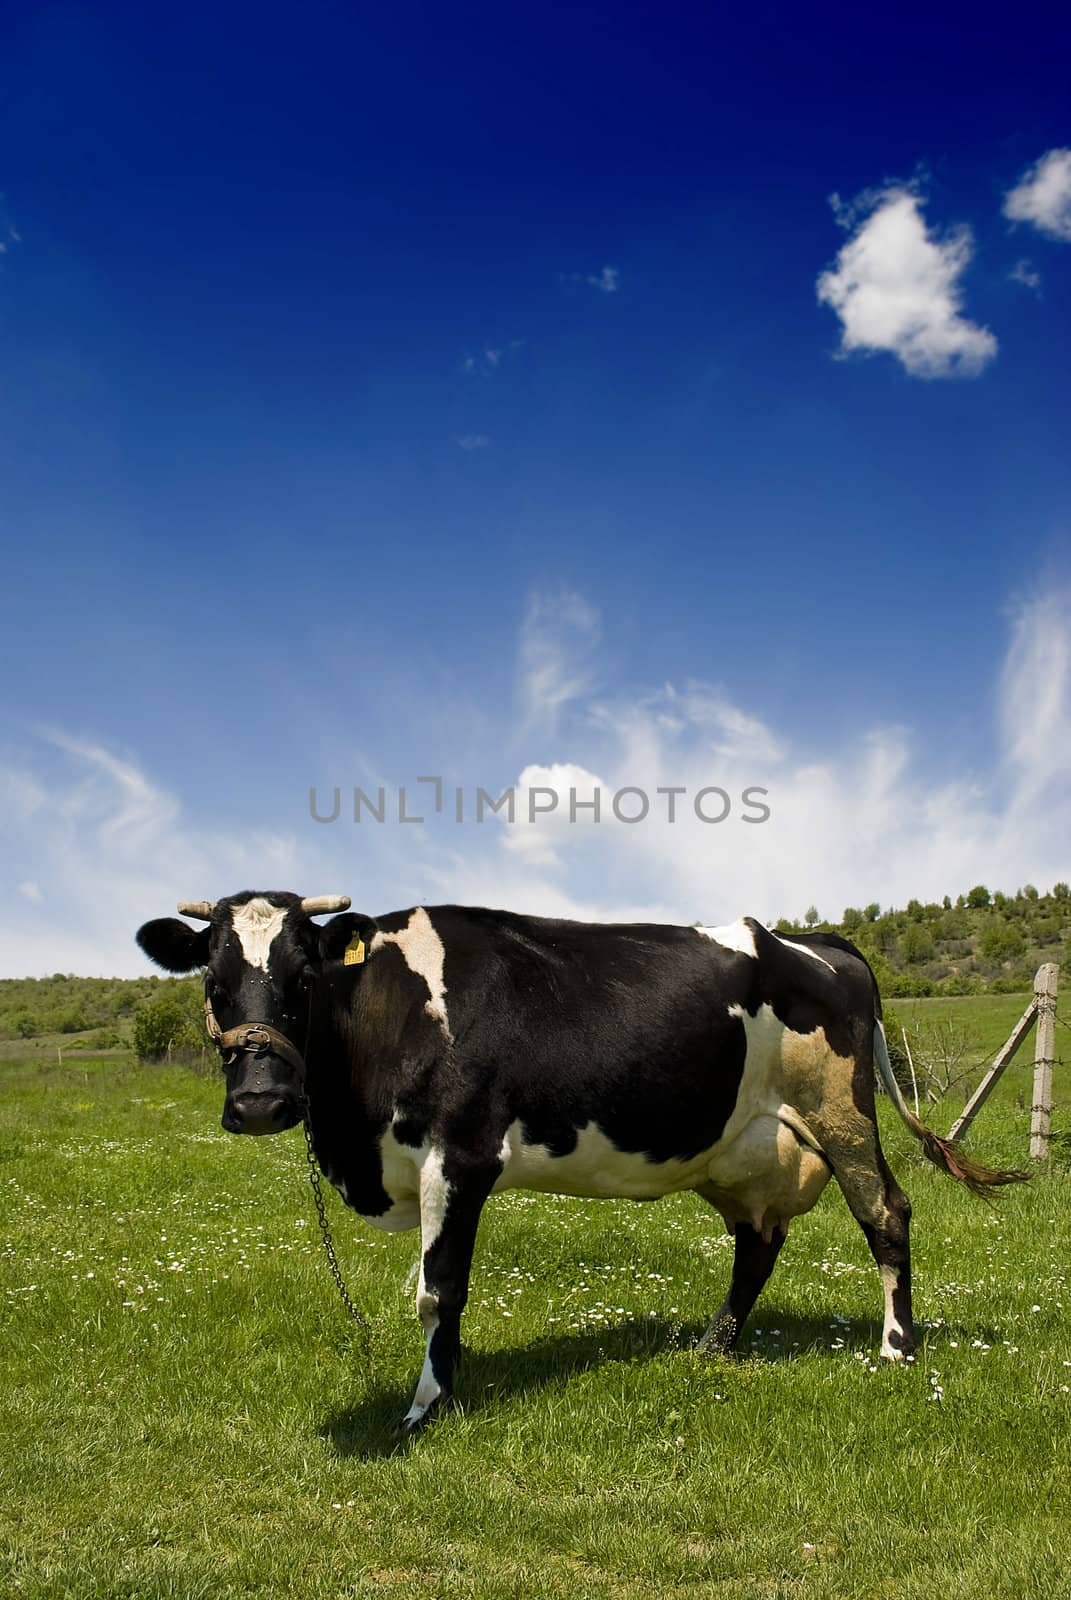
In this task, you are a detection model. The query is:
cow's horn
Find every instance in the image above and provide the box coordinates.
[177,901,215,921]
[299,895,351,915]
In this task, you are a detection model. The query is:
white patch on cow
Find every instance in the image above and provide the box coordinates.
[773,932,835,972]
[495,1119,714,1200]
[230,897,289,972]
[359,1124,427,1232]
[403,1150,452,1428]
[371,908,453,1039]
[696,919,758,959]
[879,1264,907,1361]
[403,1340,442,1428]
[700,1003,833,1236]
[492,1005,835,1225]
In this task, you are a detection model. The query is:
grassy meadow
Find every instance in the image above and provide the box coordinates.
[2,992,1069,1599]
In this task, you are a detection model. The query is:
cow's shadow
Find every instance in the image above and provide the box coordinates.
[319,1305,988,1459]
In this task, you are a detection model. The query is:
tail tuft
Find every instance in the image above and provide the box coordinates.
[872,1019,1029,1197]
[916,1126,1028,1197]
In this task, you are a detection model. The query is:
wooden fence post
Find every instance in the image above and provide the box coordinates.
[947,992,1039,1143]
[1030,963,1059,1160]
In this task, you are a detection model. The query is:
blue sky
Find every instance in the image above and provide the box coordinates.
[1,2,1069,974]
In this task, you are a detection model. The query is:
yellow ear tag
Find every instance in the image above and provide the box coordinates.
[343,934,365,966]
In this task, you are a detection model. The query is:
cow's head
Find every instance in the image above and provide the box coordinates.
[136,892,368,1136]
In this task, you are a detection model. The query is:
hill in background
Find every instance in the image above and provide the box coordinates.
[775,879,1069,999]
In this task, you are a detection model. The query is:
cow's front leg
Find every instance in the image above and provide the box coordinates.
[401,1155,495,1432]
[698,1221,786,1352]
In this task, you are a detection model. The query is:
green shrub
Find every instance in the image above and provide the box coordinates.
[940,972,984,996]
[981,922,1025,963]
[86,1027,123,1049]
[900,925,935,964]
[132,984,204,1063]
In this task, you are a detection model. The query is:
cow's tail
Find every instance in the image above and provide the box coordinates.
[871,1018,1028,1196]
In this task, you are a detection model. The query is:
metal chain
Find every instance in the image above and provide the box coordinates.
[301,1110,370,1330]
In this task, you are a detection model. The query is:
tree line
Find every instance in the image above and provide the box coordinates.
[775,881,1069,998]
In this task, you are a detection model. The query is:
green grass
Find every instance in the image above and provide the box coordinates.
[899,989,1037,1056]
[2,1044,1069,1600]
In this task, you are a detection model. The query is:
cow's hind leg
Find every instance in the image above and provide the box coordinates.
[696,1220,786,1352]
[402,1156,495,1433]
[827,1146,914,1361]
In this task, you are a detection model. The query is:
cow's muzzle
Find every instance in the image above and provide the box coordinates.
[215,1020,307,1137]
[223,1087,302,1136]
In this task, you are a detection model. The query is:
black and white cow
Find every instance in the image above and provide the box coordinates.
[136,892,1025,1430]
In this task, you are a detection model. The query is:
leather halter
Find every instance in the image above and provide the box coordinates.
[203,990,308,1077]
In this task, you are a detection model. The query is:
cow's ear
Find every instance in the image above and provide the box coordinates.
[137,918,211,973]
[318,912,377,964]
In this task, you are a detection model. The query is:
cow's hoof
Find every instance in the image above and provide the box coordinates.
[697,1313,736,1353]
[398,1394,451,1435]
[880,1331,916,1363]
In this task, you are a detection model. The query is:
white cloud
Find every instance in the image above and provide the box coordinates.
[502,763,607,864]
[588,265,619,293]
[1009,258,1042,293]
[455,433,490,451]
[462,349,500,376]
[518,589,601,731]
[662,683,785,763]
[5,585,1069,974]
[0,207,20,257]
[999,591,1071,808]
[441,585,1071,926]
[817,187,997,379]
[561,265,620,294]
[461,340,524,377]
[0,732,326,976]
[1003,149,1071,243]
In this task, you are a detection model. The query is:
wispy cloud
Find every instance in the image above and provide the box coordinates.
[0,198,20,257]
[999,590,1071,809]
[1009,258,1042,294]
[560,265,620,294]
[517,589,601,731]
[0,732,320,975]
[587,265,619,293]
[461,339,525,377]
[5,582,1069,973]
[440,583,1071,926]
[1003,149,1071,244]
[455,433,490,451]
[817,186,997,379]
